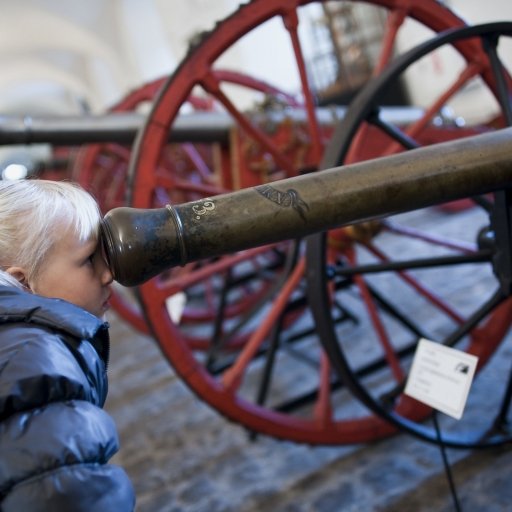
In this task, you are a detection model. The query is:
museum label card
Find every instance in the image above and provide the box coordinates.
[404,338,478,419]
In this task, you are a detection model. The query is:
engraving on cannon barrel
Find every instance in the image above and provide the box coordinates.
[256,185,309,221]
[192,199,216,220]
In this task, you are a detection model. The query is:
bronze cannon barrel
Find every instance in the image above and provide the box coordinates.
[101,127,512,287]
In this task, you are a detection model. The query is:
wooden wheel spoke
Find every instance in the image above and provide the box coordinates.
[363,241,465,325]
[382,220,477,254]
[103,142,132,160]
[155,246,282,293]
[379,62,484,155]
[282,7,324,162]
[351,269,405,383]
[180,142,217,182]
[221,257,306,393]
[374,8,408,74]
[200,71,296,174]
[313,352,335,426]
[161,173,228,196]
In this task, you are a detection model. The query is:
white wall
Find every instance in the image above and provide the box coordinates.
[1,0,510,114]
[395,0,512,122]
[0,0,240,114]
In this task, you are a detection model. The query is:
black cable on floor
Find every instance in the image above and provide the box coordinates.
[432,411,462,512]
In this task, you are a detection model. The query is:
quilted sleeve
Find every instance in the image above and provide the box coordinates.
[0,401,135,511]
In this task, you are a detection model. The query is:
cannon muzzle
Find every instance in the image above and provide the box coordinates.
[101,128,512,287]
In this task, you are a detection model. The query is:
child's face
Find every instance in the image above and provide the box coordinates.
[29,225,113,318]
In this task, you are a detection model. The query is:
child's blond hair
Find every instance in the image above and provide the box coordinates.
[0,179,101,288]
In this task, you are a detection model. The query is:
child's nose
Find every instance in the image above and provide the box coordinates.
[102,265,114,286]
[98,256,114,285]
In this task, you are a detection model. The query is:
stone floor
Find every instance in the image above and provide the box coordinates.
[103,204,512,512]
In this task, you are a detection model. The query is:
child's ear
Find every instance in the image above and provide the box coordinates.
[5,266,30,290]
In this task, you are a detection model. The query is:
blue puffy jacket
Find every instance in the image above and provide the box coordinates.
[0,286,135,511]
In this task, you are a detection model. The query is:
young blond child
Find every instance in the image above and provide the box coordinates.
[0,179,135,511]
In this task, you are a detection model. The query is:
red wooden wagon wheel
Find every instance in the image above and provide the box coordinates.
[73,71,300,338]
[127,0,484,444]
[306,22,512,447]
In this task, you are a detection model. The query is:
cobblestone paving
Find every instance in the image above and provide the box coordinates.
[104,205,512,512]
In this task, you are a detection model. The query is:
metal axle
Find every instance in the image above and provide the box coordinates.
[0,112,232,145]
[0,107,422,145]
